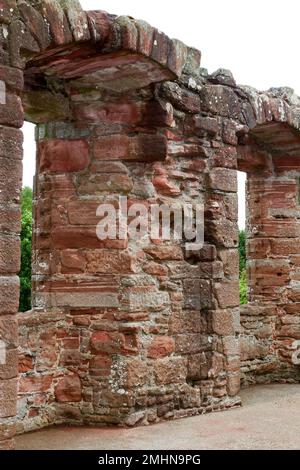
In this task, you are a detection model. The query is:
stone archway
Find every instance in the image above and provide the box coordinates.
[0,1,300,451]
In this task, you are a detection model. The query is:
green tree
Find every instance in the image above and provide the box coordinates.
[19,187,33,312]
[238,229,247,304]
[239,229,246,273]
[239,269,247,305]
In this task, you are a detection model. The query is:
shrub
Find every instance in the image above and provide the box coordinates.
[19,187,33,312]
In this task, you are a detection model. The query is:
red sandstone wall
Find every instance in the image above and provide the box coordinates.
[0,62,23,449]
[16,60,300,432]
[16,77,241,431]
[241,174,300,385]
[0,0,242,443]
[0,0,40,449]
[0,0,300,446]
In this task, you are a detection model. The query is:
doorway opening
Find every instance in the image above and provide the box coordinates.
[238,171,247,305]
[19,122,35,312]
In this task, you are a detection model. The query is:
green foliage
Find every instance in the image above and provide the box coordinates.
[239,229,246,273]
[239,269,247,305]
[239,230,247,304]
[19,187,33,312]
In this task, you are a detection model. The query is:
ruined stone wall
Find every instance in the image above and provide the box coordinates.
[17,73,241,431]
[0,0,300,448]
[0,0,222,445]
[0,47,23,450]
[12,46,300,436]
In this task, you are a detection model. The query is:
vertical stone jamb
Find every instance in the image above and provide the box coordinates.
[206,158,241,401]
[0,63,24,450]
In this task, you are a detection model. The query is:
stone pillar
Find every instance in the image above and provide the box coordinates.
[0,64,23,449]
[245,173,300,381]
[206,153,241,400]
[247,175,298,303]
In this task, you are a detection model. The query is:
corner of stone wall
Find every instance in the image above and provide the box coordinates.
[240,303,300,386]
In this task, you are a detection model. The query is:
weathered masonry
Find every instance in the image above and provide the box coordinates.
[0,0,299,449]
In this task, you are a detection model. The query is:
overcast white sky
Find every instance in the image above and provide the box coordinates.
[23,0,300,228]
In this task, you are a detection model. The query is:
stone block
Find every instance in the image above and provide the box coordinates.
[155,357,187,385]
[38,0,73,46]
[0,315,18,348]
[0,93,23,128]
[92,134,167,161]
[0,276,19,314]
[50,291,119,309]
[0,126,23,160]
[0,378,17,418]
[126,358,149,388]
[39,139,89,173]
[55,374,82,402]
[151,29,170,66]
[0,65,23,92]
[9,20,40,69]
[0,348,18,380]
[86,250,134,274]
[161,81,201,113]
[147,336,175,359]
[212,309,236,336]
[226,372,240,396]
[86,10,112,43]
[208,168,237,192]
[144,245,183,261]
[18,1,51,50]
[214,280,239,309]
[0,157,22,204]
[18,374,53,394]
[200,84,241,119]
[0,235,20,274]
[183,278,212,310]
[60,0,90,42]
[167,39,187,77]
[59,250,85,274]
[90,331,124,355]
